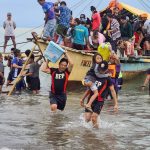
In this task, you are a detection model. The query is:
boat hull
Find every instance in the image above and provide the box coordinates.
[34,40,150,81]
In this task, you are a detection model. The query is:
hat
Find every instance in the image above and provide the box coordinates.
[98,61,108,72]
[7,12,12,16]
[120,16,126,20]
[140,13,148,18]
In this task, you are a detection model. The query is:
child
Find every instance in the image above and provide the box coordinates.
[81,61,118,128]
[108,53,121,99]
[82,53,108,111]
[0,53,5,93]
[23,54,41,94]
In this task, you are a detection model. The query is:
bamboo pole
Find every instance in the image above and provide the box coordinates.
[8,31,43,96]
[8,44,37,96]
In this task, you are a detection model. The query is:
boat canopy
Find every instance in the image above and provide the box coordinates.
[120,3,150,19]
[101,1,150,19]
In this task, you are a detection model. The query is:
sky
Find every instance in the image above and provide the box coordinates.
[0,0,150,28]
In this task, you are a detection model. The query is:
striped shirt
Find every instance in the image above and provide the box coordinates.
[111,19,121,41]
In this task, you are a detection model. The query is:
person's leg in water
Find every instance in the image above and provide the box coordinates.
[50,104,57,112]
[84,112,92,122]
[83,80,98,111]
[3,36,9,53]
[91,112,99,128]
[85,89,98,111]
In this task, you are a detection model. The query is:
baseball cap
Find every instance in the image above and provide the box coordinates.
[140,13,148,18]
[7,12,12,16]
[98,61,108,72]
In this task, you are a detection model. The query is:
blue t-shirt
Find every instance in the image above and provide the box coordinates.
[42,2,55,20]
[12,57,23,78]
[58,6,71,28]
[73,25,89,45]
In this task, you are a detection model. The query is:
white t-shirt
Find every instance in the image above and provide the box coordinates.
[144,20,150,35]
[3,20,16,36]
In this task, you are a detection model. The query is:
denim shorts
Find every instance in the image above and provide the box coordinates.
[43,19,56,39]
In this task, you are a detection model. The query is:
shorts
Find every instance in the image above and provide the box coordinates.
[26,76,31,85]
[30,77,40,91]
[72,43,86,50]
[5,36,15,41]
[85,100,104,115]
[56,24,68,37]
[43,19,56,39]
[7,70,13,82]
[49,92,67,111]
[82,78,97,91]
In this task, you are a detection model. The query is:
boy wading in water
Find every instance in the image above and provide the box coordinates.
[41,51,73,112]
[80,61,118,128]
[22,54,42,94]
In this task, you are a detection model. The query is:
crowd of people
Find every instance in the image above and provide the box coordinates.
[37,0,150,57]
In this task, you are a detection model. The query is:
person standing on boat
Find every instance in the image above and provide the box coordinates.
[90,6,101,31]
[89,30,106,50]
[142,14,150,56]
[41,51,73,112]
[37,0,56,41]
[56,1,71,37]
[120,16,133,40]
[107,13,121,53]
[72,19,90,50]
[3,13,16,53]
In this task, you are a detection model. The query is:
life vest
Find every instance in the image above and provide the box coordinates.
[118,71,123,78]
[98,43,111,61]
[108,64,116,78]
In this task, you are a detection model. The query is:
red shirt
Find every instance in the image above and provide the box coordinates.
[92,12,101,31]
[134,32,139,44]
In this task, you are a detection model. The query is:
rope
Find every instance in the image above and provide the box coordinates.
[95,0,105,10]
[141,0,150,11]
[0,41,31,48]
[17,41,31,49]
[76,0,93,17]
[137,0,150,12]
[142,0,150,9]
[70,0,84,10]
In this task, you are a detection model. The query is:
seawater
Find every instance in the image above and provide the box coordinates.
[0,72,150,150]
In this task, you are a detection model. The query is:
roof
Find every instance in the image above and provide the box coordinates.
[120,3,150,19]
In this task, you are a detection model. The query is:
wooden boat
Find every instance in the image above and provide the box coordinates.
[32,37,150,81]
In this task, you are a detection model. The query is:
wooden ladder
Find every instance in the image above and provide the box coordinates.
[7,32,44,96]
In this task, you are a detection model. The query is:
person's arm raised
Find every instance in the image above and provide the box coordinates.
[40,60,51,74]
[64,51,74,73]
